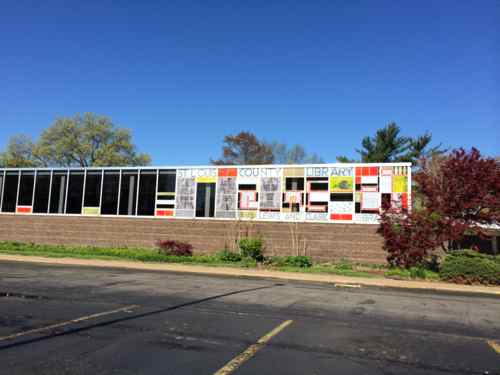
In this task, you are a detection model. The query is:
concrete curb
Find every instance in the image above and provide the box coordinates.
[1,254,499,297]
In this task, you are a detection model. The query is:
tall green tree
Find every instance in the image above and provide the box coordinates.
[211,131,275,165]
[337,122,444,164]
[0,113,151,168]
[0,135,41,167]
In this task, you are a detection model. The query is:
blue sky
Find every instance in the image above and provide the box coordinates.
[1,0,498,165]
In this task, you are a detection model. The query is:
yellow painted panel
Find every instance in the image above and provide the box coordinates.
[83,207,100,215]
[239,211,257,219]
[330,176,353,192]
[196,176,216,183]
[393,175,408,193]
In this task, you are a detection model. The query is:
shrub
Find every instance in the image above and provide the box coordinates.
[238,237,264,261]
[440,250,500,285]
[335,258,353,271]
[378,149,500,268]
[378,210,446,268]
[216,249,242,262]
[268,256,312,268]
[157,240,193,257]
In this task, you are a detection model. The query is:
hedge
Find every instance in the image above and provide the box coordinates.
[439,250,500,285]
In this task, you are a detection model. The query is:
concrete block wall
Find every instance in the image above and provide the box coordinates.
[0,215,387,264]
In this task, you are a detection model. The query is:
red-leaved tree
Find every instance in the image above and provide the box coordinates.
[379,148,500,267]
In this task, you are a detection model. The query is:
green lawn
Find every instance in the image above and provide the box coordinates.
[0,241,384,278]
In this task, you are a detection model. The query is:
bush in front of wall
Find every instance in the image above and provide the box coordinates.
[216,249,243,262]
[157,240,193,257]
[267,255,312,268]
[238,237,264,261]
[439,250,499,285]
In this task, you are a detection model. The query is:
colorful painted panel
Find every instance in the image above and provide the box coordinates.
[83,207,99,215]
[393,175,408,193]
[175,177,195,217]
[215,175,237,218]
[260,177,281,210]
[330,176,353,193]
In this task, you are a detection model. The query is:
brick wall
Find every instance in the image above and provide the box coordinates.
[0,215,387,264]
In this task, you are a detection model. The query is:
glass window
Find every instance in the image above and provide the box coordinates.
[84,170,102,207]
[18,171,35,206]
[286,177,304,191]
[50,171,68,214]
[1,171,19,212]
[137,170,157,216]
[33,171,51,213]
[119,171,138,215]
[101,171,120,215]
[158,170,176,192]
[66,171,84,214]
[0,172,4,208]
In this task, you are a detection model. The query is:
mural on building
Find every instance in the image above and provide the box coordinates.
[0,163,411,224]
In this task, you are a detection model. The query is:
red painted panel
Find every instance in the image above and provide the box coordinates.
[218,168,237,177]
[330,213,353,221]
[16,206,32,214]
[370,167,379,176]
[402,193,408,209]
[355,167,362,176]
[156,209,174,217]
[362,167,369,176]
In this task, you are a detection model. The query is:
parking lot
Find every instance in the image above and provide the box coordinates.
[0,261,499,375]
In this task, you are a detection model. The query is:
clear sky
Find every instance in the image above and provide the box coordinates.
[1,0,498,165]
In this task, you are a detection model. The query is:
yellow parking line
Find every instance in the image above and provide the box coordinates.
[487,340,500,354]
[0,304,139,342]
[213,319,293,375]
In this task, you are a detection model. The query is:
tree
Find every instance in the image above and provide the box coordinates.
[338,122,444,164]
[378,148,500,267]
[271,142,324,164]
[0,113,151,168]
[336,155,356,163]
[416,148,499,226]
[211,131,274,165]
[0,135,42,168]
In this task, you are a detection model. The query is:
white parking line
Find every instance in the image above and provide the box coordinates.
[0,304,139,342]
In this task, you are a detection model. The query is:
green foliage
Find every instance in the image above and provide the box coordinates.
[267,255,313,268]
[0,135,41,167]
[336,155,357,163]
[0,241,381,278]
[335,258,354,271]
[349,122,444,164]
[0,241,215,263]
[238,237,264,261]
[385,266,439,280]
[0,113,151,168]
[216,249,243,262]
[440,250,500,285]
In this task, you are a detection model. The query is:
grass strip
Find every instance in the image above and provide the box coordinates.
[0,241,379,278]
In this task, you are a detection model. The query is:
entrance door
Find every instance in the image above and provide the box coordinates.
[196,183,216,217]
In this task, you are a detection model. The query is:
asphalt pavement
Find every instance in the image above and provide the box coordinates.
[0,261,499,375]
